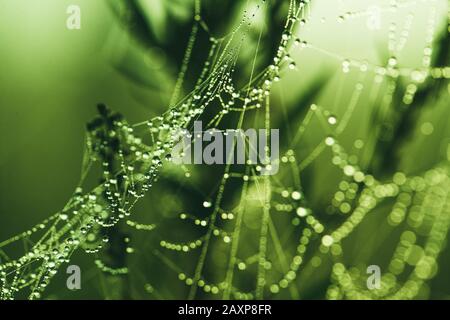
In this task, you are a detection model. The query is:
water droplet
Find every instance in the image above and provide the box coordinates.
[321,235,334,247]
[291,191,301,200]
[296,207,308,217]
[325,136,335,146]
[203,201,212,208]
[282,31,291,41]
[388,56,397,67]
[327,115,337,125]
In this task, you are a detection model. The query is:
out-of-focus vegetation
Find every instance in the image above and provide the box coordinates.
[0,0,449,299]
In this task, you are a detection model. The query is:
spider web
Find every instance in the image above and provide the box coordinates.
[0,0,449,300]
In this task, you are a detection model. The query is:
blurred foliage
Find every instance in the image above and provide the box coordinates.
[0,0,449,300]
